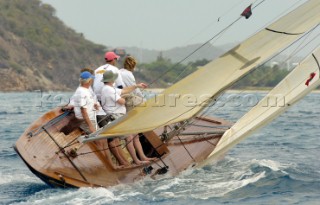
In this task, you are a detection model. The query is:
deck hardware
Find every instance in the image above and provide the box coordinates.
[143,166,154,175]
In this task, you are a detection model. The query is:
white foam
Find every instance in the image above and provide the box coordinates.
[255,159,281,171]
[158,191,175,198]
[194,171,266,199]
[0,172,39,185]
[7,158,295,204]
[252,159,294,174]
[189,158,295,199]
[12,187,120,205]
[152,178,181,192]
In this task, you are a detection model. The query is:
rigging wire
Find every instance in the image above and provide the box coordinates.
[145,0,267,89]
[86,25,320,154]
[167,0,268,85]
[217,1,250,22]
[88,0,268,122]
[63,38,320,164]
[185,0,245,45]
[142,23,320,135]
[74,141,123,156]
[239,0,306,41]
[76,9,248,153]
[72,0,314,154]
[177,136,196,162]
[147,16,241,87]
[280,26,320,67]
[86,0,269,118]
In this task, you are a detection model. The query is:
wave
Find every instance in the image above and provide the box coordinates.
[9,187,120,205]
[0,172,39,185]
[0,111,25,115]
[0,149,17,159]
[4,157,319,205]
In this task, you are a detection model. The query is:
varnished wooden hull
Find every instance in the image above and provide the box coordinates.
[14,108,232,188]
[14,145,77,188]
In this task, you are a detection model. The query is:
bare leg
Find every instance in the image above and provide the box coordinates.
[133,135,157,161]
[115,139,131,166]
[93,140,103,147]
[109,138,129,166]
[125,136,148,165]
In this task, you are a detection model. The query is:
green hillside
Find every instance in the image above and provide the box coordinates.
[0,0,106,91]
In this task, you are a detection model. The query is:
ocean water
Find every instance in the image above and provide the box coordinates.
[0,92,319,205]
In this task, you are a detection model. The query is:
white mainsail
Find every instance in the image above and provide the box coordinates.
[199,47,320,167]
[83,0,320,142]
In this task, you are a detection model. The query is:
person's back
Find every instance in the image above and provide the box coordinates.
[101,84,126,115]
[119,56,146,111]
[120,68,143,97]
[93,64,108,102]
[93,51,124,102]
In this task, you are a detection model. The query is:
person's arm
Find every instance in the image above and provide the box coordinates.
[134,86,144,97]
[121,83,147,95]
[113,88,126,105]
[116,97,126,105]
[81,107,96,133]
[126,71,144,97]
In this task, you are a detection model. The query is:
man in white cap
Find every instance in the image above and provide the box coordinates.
[93,51,124,103]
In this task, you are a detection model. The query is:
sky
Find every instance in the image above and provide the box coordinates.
[41,0,309,50]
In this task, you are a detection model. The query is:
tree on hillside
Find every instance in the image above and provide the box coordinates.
[233,65,290,88]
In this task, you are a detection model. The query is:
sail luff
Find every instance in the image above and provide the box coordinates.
[84,0,320,142]
[199,46,320,167]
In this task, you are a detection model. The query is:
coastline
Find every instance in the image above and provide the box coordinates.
[1,88,319,94]
[144,88,320,94]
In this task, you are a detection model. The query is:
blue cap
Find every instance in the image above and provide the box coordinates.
[80,71,95,79]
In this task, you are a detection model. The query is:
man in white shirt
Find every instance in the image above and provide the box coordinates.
[73,71,97,134]
[93,51,124,102]
[101,70,155,165]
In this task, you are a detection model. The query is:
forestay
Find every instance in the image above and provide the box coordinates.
[86,0,320,141]
[199,46,320,167]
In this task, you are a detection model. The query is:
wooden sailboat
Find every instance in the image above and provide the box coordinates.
[14,0,320,188]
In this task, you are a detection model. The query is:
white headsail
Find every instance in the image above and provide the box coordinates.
[83,0,320,143]
[199,46,320,167]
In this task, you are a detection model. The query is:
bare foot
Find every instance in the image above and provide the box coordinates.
[115,164,126,169]
[119,161,130,167]
[133,160,149,165]
[141,157,157,161]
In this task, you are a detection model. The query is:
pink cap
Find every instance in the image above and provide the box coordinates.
[105,51,120,61]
